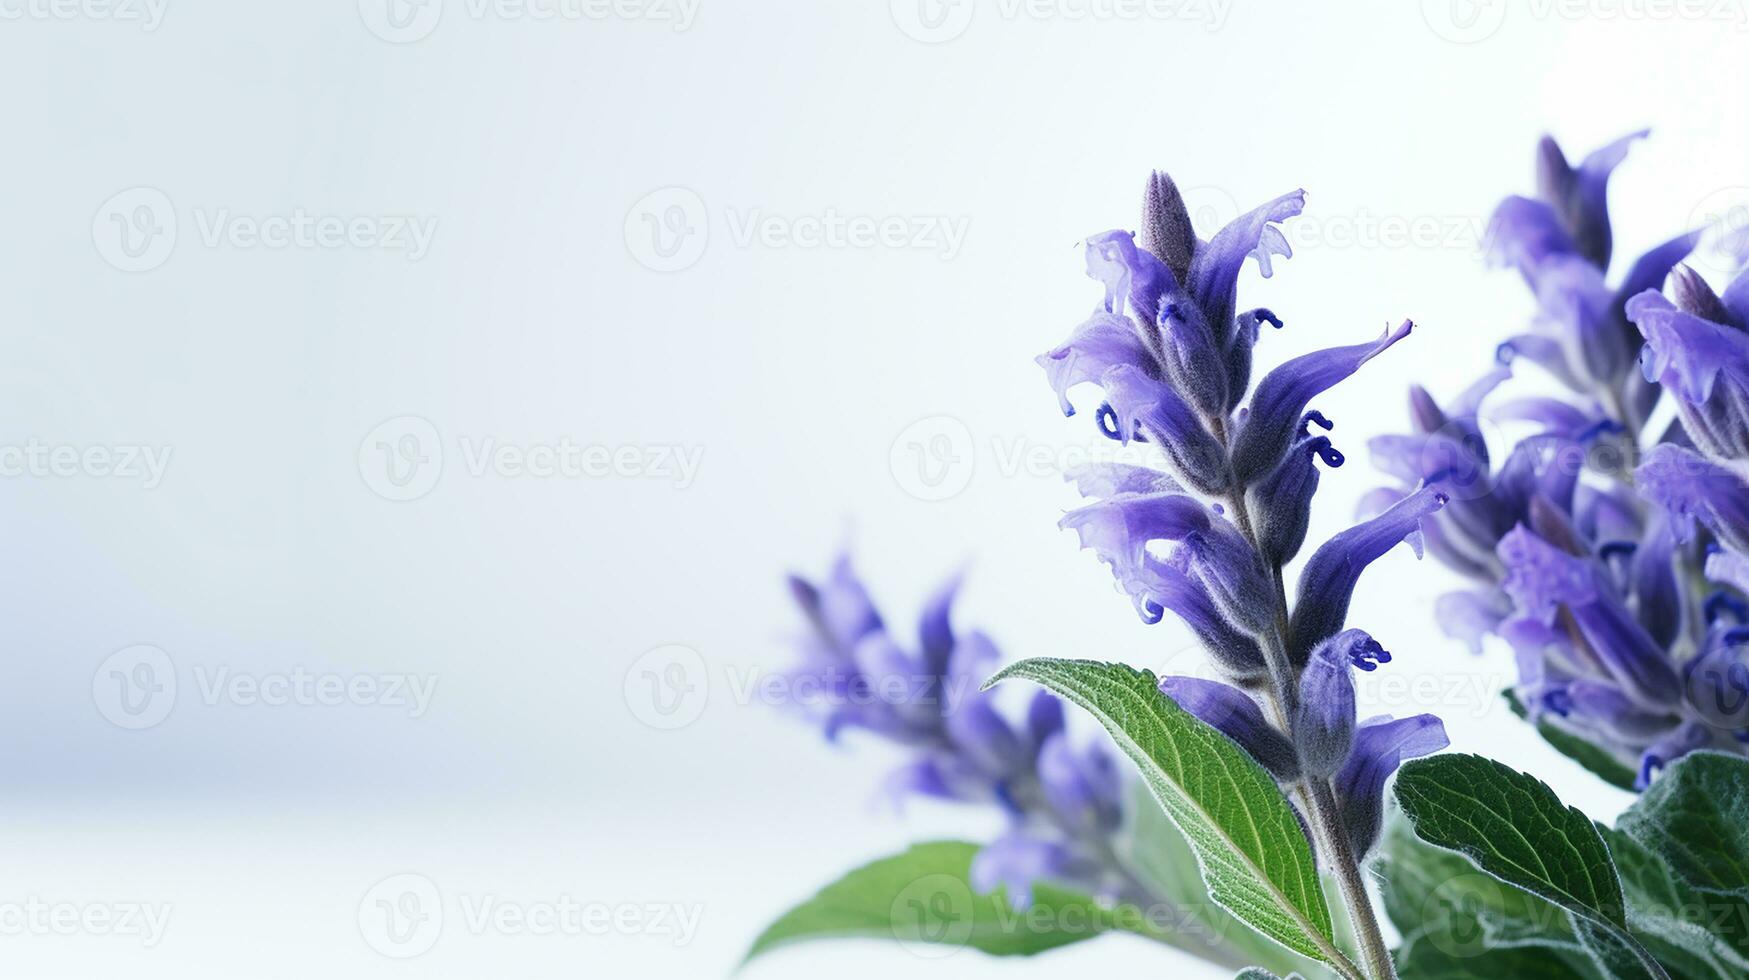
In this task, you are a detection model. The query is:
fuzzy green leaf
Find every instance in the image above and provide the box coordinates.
[986,658,1347,971]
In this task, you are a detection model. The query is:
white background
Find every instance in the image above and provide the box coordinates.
[2,0,1747,976]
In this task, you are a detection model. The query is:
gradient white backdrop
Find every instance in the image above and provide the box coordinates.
[2,1,1747,976]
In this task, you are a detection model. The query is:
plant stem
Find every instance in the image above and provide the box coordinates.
[1225,488,1400,980]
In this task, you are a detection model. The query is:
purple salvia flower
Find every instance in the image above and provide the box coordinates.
[784,557,1148,907]
[1497,525,1683,710]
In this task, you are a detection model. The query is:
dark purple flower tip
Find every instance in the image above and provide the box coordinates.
[1158,675,1300,781]
[1534,128,1647,271]
[1142,171,1197,284]
[1670,264,1735,325]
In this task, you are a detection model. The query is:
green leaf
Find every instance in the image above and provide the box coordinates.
[1393,934,1603,979]
[1122,783,1331,978]
[1617,752,1749,901]
[1375,812,1582,960]
[1393,753,1667,979]
[742,841,1131,964]
[1606,826,1749,978]
[985,659,1351,974]
[1505,691,1638,792]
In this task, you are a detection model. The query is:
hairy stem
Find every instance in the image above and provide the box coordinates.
[1225,487,1399,980]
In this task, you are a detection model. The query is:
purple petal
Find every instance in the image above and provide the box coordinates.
[1533,255,1629,385]
[1288,486,1446,664]
[1295,631,1370,778]
[1497,331,1584,390]
[1613,230,1702,308]
[1232,320,1415,484]
[1637,443,1749,553]
[1497,525,1684,709]
[946,694,1028,780]
[1099,364,1230,492]
[1248,428,1342,566]
[1628,288,1749,405]
[1536,129,1647,269]
[1085,229,1176,320]
[1063,461,1182,499]
[1037,732,1123,833]
[1186,189,1306,345]
[970,835,1103,909]
[1721,265,1749,326]
[1631,516,1682,649]
[918,572,962,678]
[1435,589,1513,654]
[1158,675,1299,780]
[1335,714,1449,858]
[1036,311,1151,416]
[1026,689,1066,748]
[1485,195,1576,282]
